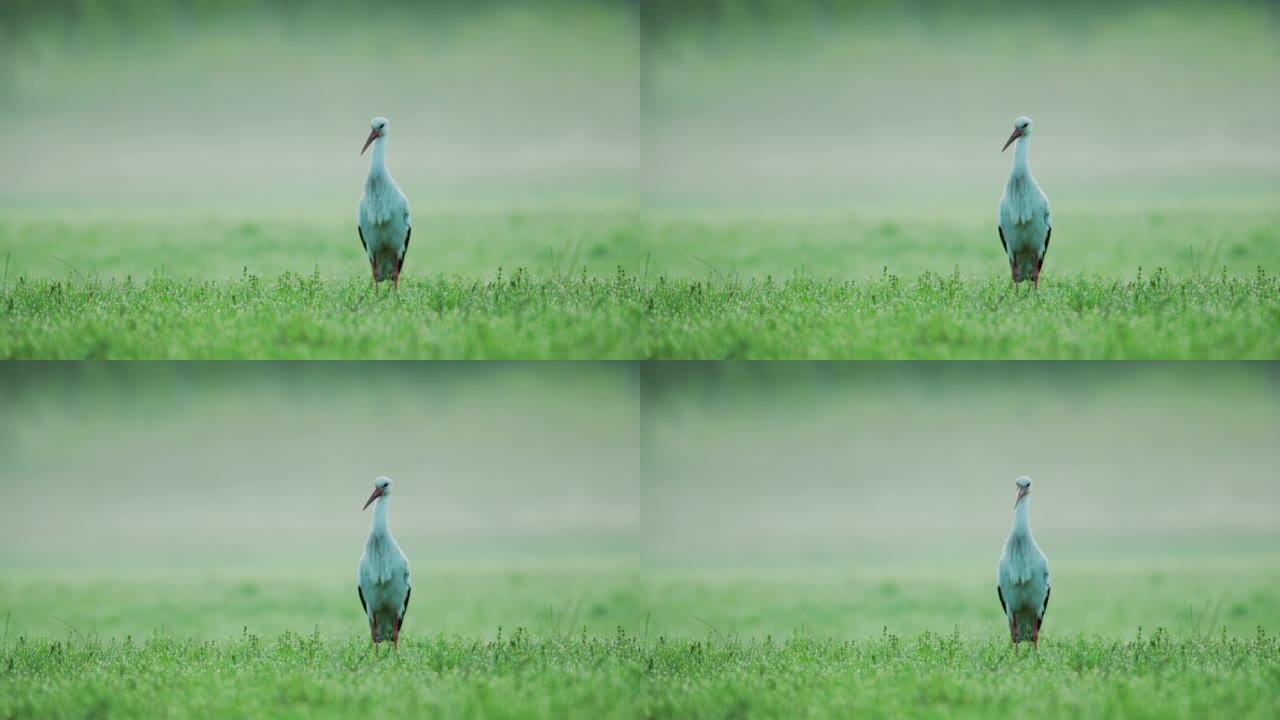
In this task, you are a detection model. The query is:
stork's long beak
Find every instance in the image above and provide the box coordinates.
[362,486,384,510]
[1014,486,1028,506]
[1002,127,1023,153]
[361,129,380,155]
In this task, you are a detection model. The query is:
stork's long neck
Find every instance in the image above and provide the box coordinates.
[367,136,390,181]
[1010,497,1033,541]
[369,495,392,541]
[1008,136,1032,183]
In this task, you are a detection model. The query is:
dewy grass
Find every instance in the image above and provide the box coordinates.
[2,266,1276,359]
[2,556,1277,717]
[2,203,1277,358]
[3,628,1277,719]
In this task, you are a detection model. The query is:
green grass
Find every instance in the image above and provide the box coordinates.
[4,630,1278,719]
[3,559,1279,718]
[0,270,643,359]
[2,267,1276,359]
[2,204,1277,358]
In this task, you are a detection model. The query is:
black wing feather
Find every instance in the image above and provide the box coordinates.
[1041,226,1051,261]
[397,226,411,273]
[358,585,367,615]
[1040,585,1050,618]
[402,585,411,617]
[998,225,1007,255]
[358,226,367,253]
[997,586,1007,616]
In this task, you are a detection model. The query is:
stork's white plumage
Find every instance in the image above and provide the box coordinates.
[357,117,412,289]
[997,116,1052,288]
[357,475,411,647]
[997,476,1051,646]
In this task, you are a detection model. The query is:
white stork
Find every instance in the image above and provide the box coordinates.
[997,476,1050,646]
[357,117,412,289]
[357,476,411,647]
[997,116,1052,288]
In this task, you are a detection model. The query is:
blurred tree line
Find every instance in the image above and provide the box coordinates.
[6,0,1269,46]
[0,0,623,44]
[640,0,1276,39]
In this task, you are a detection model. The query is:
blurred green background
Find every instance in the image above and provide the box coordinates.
[640,362,1280,637]
[5,1,1274,281]
[0,1,642,280]
[638,0,1280,278]
[642,0,1280,208]
[0,0,636,210]
[3,1,1276,282]
[0,363,641,637]
[2,362,1277,641]
[643,363,1280,560]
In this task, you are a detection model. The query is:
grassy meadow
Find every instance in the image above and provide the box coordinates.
[4,566,1280,719]
[3,204,1277,358]
[2,1,1278,358]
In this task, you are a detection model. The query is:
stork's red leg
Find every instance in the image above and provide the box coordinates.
[1009,615,1018,645]
[393,616,403,648]
[371,615,379,644]
[1033,258,1042,290]
[1032,616,1041,647]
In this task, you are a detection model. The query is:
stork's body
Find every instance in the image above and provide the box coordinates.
[997,116,1052,288]
[357,117,412,289]
[997,475,1050,646]
[357,476,411,646]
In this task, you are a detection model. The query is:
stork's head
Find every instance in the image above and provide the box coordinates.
[363,475,393,510]
[1002,116,1033,152]
[1014,475,1032,505]
[361,117,389,155]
